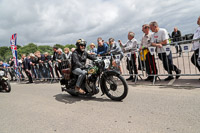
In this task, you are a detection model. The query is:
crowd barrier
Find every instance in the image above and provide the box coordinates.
[97,38,200,84]
[4,38,200,85]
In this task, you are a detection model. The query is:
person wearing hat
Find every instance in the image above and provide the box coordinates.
[89,43,97,56]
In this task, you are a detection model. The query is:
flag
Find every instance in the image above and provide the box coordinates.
[10,33,18,68]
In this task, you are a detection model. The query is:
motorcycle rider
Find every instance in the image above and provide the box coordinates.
[71,39,97,94]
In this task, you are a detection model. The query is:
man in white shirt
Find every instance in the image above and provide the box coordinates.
[191,16,200,74]
[150,21,181,81]
[139,24,158,81]
[119,31,138,81]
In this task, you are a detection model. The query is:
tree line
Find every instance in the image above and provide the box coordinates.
[0,43,76,62]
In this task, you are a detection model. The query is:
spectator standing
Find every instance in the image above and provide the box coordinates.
[64,48,72,60]
[56,48,66,77]
[171,27,182,56]
[139,24,158,81]
[8,58,16,81]
[150,21,181,81]
[191,16,200,76]
[35,51,45,80]
[107,38,124,73]
[44,52,51,80]
[52,46,60,79]
[21,54,33,83]
[29,53,37,79]
[119,32,138,81]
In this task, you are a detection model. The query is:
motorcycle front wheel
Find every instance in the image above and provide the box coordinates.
[3,81,11,92]
[102,73,128,101]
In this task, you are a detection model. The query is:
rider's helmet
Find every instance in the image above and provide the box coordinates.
[76,39,87,52]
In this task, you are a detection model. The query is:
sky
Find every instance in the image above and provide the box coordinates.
[0,0,199,47]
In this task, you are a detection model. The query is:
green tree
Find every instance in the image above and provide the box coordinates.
[0,46,10,61]
[17,45,22,49]
[54,44,64,50]
[18,43,38,56]
[4,51,13,62]
[64,44,76,50]
[38,45,53,55]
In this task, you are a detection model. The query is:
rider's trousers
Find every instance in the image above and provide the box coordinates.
[72,68,87,88]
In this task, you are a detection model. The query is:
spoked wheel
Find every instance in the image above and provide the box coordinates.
[102,73,128,101]
[3,81,11,92]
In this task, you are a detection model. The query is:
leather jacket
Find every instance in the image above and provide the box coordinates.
[71,49,96,70]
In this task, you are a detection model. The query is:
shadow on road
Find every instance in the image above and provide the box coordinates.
[54,93,118,104]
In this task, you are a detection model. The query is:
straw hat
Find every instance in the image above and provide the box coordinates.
[90,43,95,47]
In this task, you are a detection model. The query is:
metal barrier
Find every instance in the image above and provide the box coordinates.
[5,60,70,83]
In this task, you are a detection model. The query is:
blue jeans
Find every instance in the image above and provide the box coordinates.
[158,52,178,74]
[72,68,87,88]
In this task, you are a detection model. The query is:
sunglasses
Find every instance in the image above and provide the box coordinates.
[80,44,86,47]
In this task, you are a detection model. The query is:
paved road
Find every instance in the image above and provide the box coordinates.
[0,82,200,133]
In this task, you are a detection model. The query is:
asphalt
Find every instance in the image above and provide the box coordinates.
[0,82,200,133]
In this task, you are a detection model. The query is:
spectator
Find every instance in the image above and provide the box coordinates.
[119,32,138,81]
[71,48,76,52]
[191,16,200,79]
[21,54,33,83]
[52,46,60,79]
[0,61,8,77]
[8,58,16,81]
[171,27,182,56]
[139,24,158,81]
[64,47,72,60]
[107,38,124,73]
[56,48,66,77]
[1,61,10,76]
[97,37,108,57]
[17,59,25,80]
[150,21,181,81]
[52,46,58,61]
[29,53,37,79]
[0,61,5,68]
[89,43,97,56]
[35,51,45,80]
[44,52,51,80]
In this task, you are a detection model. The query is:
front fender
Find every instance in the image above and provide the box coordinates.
[2,77,8,81]
[102,70,120,77]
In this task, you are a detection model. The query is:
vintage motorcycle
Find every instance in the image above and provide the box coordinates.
[0,68,11,92]
[60,59,128,101]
